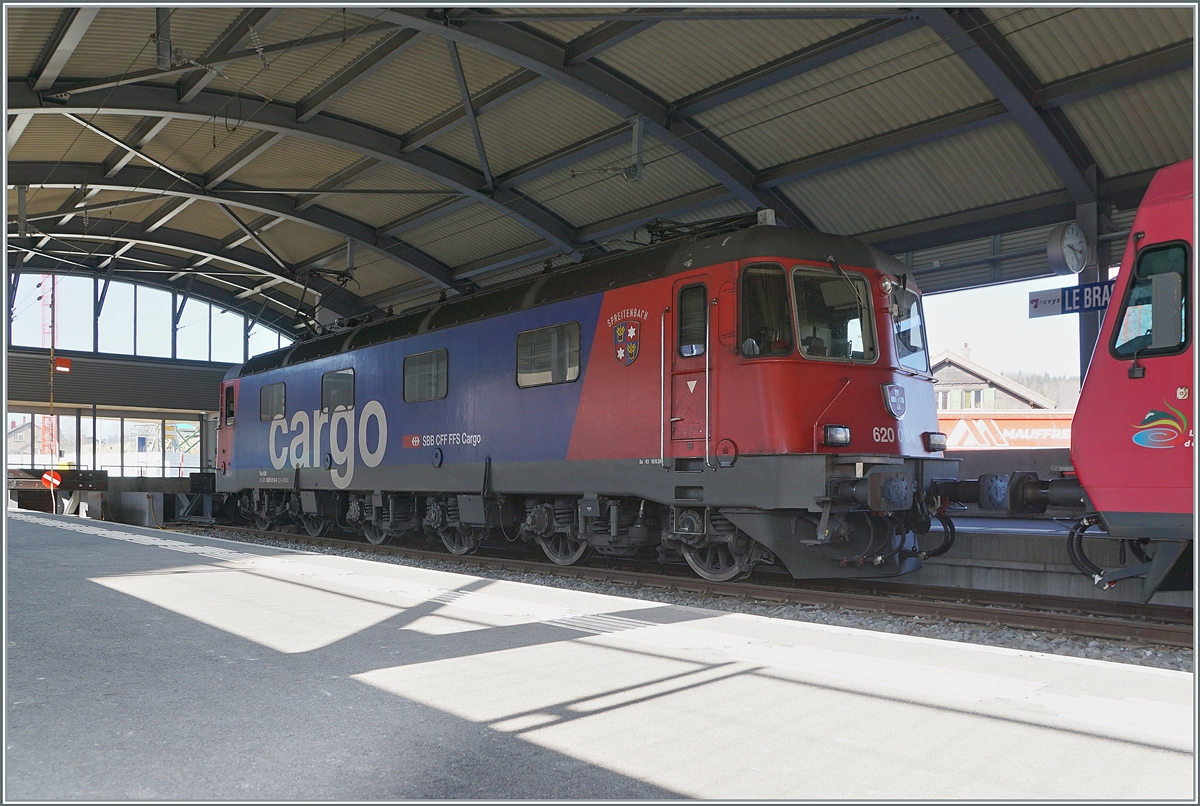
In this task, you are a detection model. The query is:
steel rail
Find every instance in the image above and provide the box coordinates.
[191,524,1193,649]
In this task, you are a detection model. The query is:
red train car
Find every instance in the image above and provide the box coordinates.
[938,159,1194,599]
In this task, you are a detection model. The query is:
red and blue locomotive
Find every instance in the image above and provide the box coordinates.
[216,216,956,581]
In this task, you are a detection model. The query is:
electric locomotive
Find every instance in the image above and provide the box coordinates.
[217,215,956,582]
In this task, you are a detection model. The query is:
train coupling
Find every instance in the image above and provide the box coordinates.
[928,472,1084,515]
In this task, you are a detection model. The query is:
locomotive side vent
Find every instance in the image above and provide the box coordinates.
[674,486,704,501]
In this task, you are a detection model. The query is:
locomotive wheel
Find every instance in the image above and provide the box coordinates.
[536,533,591,566]
[362,521,388,546]
[254,514,273,532]
[301,514,330,537]
[440,525,480,556]
[682,542,751,582]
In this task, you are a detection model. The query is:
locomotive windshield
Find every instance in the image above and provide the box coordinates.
[892,285,929,372]
[792,268,876,361]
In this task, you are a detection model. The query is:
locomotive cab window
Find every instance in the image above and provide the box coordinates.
[792,267,876,361]
[322,368,355,412]
[678,285,708,357]
[1112,242,1189,358]
[259,382,286,421]
[740,264,793,357]
[404,349,448,402]
[517,322,580,388]
[892,285,929,372]
[223,385,235,426]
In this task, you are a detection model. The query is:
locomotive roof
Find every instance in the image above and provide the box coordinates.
[237,225,908,378]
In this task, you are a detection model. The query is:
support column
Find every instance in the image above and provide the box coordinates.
[1076,165,1101,382]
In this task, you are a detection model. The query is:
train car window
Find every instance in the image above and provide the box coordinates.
[740,264,793,357]
[259,382,286,421]
[516,322,580,388]
[892,285,929,372]
[404,349,448,403]
[792,268,876,362]
[1112,243,1189,358]
[678,285,708,357]
[223,385,235,426]
[322,368,355,412]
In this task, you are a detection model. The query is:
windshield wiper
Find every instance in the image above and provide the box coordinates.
[825,255,867,315]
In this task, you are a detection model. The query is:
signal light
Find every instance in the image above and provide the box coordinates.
[925,432,947,452]
[823,425,851,447]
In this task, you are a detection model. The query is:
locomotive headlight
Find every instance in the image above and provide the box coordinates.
[823,425,852,447]
[924,431,948,452]
[880,275,894,294]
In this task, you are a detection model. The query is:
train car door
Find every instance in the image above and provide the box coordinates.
[217,379,238,474]
[669,278,716,461]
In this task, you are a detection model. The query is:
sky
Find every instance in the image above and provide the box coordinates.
[923,275,1086,378]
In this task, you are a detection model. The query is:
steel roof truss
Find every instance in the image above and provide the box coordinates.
[203,131,285,190]
[102,116,170,178]
[30,8,100,92]
[446,40,495,190]
[296,29,426,123]
[401,70,544,153]
[6,113,34,157]
[918,8,1093,204]
[177,8,282,103]
[64,112,198,188]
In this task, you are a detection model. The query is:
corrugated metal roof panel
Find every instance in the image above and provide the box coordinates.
[8,187,75,217]
[256,7,384,47]
[164,201,241,242]
[428,80,624,177]
[208,36,382,106]
[256,218,343,265]
[139,119,259,177]
[694,27,994,171]
[318,164,457,230]
[8,113,139,164]
[984,7,1193,84]
[403,203,543,268]
[596,17,862,102]
[778,121,1063,235]
[908,237,994,273]
[84,192,172,227]
[1060,71,1193,179]
[322,36,461,138]
[6,7,67,77]
[498,7,619,44]
[166,7,248,62]
[455,41,524,96]
[518,136,720,229]
[60,8,156,78]
[228,135,361,191]
[349,252,422,299]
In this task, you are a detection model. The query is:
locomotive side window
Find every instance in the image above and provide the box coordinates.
[792,268,876,362]
[1112,243,1189,358]
[259,382,286,421]
[678,285,708,357]
[322,368,355,411]
[404,349,448,403]
[740,264,793,357]
[892,285,929,372]
[516,322,580,388]
[223,385,235,426]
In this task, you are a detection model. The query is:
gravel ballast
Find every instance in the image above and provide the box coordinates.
[201,528,1194,674]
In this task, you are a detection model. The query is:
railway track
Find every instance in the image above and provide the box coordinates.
[184,523,1194,649]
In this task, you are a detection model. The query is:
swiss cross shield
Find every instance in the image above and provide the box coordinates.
[882,383,906,419]
[614,320,639,366]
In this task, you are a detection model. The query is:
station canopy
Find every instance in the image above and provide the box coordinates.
[6,6,1193,335]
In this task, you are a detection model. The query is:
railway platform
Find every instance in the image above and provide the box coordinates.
[6,511,1195,800]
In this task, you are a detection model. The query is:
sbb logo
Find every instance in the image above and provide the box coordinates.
[403,434,422,449]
